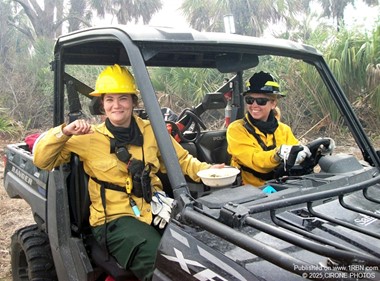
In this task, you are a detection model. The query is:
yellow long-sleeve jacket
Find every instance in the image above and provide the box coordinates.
[227,115,298,187]
[33,115,210,227]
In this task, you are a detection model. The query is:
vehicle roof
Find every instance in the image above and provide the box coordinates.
[54,25,323,69]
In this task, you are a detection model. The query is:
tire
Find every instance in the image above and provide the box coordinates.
[11,224,57,281]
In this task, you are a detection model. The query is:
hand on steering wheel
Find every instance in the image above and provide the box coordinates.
[274,137,335,177]
[306,137,335,158]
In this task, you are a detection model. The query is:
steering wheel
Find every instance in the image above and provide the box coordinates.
[166,109,206,143]
[274,137,335,177]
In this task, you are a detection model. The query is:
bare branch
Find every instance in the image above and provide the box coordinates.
[12,0,38,33]
[28,0,44,16]
[6,20,35,42]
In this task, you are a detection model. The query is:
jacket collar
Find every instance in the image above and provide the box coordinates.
[94,114,149,138]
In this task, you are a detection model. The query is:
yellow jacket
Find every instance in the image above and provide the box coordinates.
[33,115,210,226]
[227,115,298,187]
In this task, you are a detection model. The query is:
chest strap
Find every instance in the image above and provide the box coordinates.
[243,117,276,151]
[241,117,278,181]
[240,165,275,181]
[91,177,126,193]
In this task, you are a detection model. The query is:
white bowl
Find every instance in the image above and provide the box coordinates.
[197,167,240,187]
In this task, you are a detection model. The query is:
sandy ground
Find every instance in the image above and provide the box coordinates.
[0,141,35,281]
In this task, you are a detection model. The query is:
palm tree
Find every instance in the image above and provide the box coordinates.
[180,0,308,36]
[150,67,223,104]
[88,0,163,25]
[363,25,380,120]
[316,25,380,133]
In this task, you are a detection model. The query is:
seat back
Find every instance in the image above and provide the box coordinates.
[195,130,231,165]
[180,142,198,158]
[67,154,135,280]
[159,130,232,199]
[68,154,90,233]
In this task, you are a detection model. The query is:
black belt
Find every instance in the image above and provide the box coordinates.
[240,165,275,181]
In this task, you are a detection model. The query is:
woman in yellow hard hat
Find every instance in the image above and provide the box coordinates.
[33,64,224,280]
[227,71,313,188]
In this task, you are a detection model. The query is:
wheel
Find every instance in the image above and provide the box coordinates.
[11,224,57,281]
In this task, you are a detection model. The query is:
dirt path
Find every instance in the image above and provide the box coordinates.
[0,142,34,281]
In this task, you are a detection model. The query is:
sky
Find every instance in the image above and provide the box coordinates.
[344,0,380,31]
[148,1,189,28]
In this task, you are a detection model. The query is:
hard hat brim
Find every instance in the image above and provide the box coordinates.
[89,90,139,97]
[242,91,285,98]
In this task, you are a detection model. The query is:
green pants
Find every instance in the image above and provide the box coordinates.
[92,216,161,281]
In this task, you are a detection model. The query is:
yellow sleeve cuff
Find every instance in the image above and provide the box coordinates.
[52,124,71,139]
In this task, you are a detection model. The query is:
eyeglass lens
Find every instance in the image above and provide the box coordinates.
[244,97,271,106]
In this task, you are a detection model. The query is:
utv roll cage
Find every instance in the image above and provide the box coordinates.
[49,25,380,280]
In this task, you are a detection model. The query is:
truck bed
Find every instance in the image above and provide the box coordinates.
[3,143,48,229]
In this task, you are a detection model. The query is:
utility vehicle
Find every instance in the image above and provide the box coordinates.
[3,25,380,281]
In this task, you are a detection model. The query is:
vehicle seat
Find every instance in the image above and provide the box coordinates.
[158,131,232,199]
[67,154,135,281]
[195,129,231,164]
[180,142,198,158]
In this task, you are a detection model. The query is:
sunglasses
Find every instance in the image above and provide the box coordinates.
[244,96,273,106]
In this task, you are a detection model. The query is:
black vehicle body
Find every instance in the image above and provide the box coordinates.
[3,25,380,281]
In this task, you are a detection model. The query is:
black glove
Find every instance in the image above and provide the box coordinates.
[276,145,305,171]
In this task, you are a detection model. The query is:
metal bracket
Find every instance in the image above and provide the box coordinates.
[219,202,249,228]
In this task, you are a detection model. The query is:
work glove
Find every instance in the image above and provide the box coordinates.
[276,145,310,171]
[151,191,174,229]
[295,145,311,165]
[319,137,335,155]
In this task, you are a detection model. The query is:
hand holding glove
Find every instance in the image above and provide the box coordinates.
[151,191,174,229]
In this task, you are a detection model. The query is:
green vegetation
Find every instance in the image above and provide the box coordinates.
[0,0,379,141]
[0,110,19,138]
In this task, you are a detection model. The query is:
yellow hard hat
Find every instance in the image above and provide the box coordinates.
[90,64,138,96]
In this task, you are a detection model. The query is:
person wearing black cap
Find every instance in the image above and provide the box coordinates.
[226,71,311,187]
